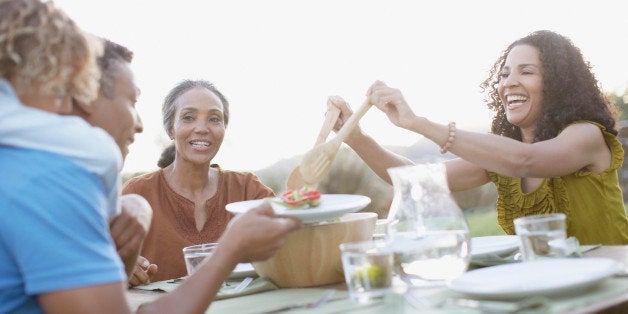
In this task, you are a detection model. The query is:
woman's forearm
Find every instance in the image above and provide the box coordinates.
[409,117,574,178]
[345,132,414,184]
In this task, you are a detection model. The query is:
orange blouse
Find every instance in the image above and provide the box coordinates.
[122,167,274,281]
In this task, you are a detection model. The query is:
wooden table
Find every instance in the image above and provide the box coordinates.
[126,245,628,313]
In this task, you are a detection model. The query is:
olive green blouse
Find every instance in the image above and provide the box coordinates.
[488,122,628,245]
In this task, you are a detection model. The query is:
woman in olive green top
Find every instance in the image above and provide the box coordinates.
[328,30,628,245]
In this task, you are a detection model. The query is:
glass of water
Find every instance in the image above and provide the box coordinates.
[182,243,217,276]
[514,213,567,261]
[340,240,394,304]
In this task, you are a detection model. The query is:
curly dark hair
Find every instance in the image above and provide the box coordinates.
[481,30,619,141]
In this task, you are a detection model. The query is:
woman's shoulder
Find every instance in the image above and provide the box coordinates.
[217,167,269,187]
[562,121,613,144]
[566,120,616,135]
[565,120,621,147]
[566,120,624,171]
[217,167,262,181]
[123,169,164,191]
[217,167,274,198]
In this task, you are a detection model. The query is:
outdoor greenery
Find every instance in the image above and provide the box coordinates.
[611,88,628,120]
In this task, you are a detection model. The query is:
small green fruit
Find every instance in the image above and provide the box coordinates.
[353,263,386,288]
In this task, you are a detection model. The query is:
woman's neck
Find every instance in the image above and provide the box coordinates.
[520,126,536,143]
[165,159,214,193]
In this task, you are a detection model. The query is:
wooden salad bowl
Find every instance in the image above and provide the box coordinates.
[253,212,377,288]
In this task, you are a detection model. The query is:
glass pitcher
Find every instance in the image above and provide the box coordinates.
[386,163,470,288]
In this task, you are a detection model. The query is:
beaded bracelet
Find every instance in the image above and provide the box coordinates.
[440,122,456,154]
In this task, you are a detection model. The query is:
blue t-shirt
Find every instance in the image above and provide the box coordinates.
[0,79,122,218]
[0,146,125,313]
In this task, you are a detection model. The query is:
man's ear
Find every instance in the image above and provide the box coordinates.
[71,98,94,117]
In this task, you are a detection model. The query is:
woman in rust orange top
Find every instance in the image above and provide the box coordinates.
[123,80,274,282]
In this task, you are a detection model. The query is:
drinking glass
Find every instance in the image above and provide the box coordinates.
[386,163,470,289]
[514,213,567,261]
[340,240,394,304]
[182,243,217,276]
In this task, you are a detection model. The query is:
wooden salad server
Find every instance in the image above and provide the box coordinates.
[298,98,371,186]
[285,103,341,190]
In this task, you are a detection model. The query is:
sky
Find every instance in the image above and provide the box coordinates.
[53,0,628,174]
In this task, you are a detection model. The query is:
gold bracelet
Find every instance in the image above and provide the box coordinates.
[440,122,456,154]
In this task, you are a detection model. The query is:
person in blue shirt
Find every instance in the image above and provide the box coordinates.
[0,1,147,286]
[0,1,300,312]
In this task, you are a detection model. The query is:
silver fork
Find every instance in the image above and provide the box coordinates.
[232,277,254,293]
[257,289,336,314]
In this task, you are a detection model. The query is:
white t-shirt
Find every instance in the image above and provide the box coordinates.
[0,79,122,217]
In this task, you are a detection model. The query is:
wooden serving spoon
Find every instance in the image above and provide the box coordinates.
[285,104,341,190]
[298,98,371,186]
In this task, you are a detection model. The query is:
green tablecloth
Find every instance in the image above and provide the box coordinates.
[205,277,628,313]
[131,245,625,313]
[134,277,278,300]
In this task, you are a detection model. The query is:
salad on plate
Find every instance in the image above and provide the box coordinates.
[273,186,321,209]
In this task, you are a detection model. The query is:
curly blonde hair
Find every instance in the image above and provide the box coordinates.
[0,0,101,104]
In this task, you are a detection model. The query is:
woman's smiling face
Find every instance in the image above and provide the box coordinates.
[498,44,545,132]
[170,86,225,165]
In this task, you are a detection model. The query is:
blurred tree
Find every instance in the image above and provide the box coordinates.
[122,172,146,184]
[611,86,628,202]
[610,87,628,120]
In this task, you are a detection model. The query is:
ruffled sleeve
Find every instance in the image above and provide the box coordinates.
[569,121,623,177]
[603,128,624,171]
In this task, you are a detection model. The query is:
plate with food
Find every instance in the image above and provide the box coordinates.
[226,189,371,224]
[272,187,323,209]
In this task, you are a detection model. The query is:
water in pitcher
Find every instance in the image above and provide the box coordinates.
[389,230,469,286]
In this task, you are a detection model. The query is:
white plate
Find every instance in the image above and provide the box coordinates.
[471,235,520,259]
[229,263,257,279]
[448,258,621,299]
[225,194,371,224]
